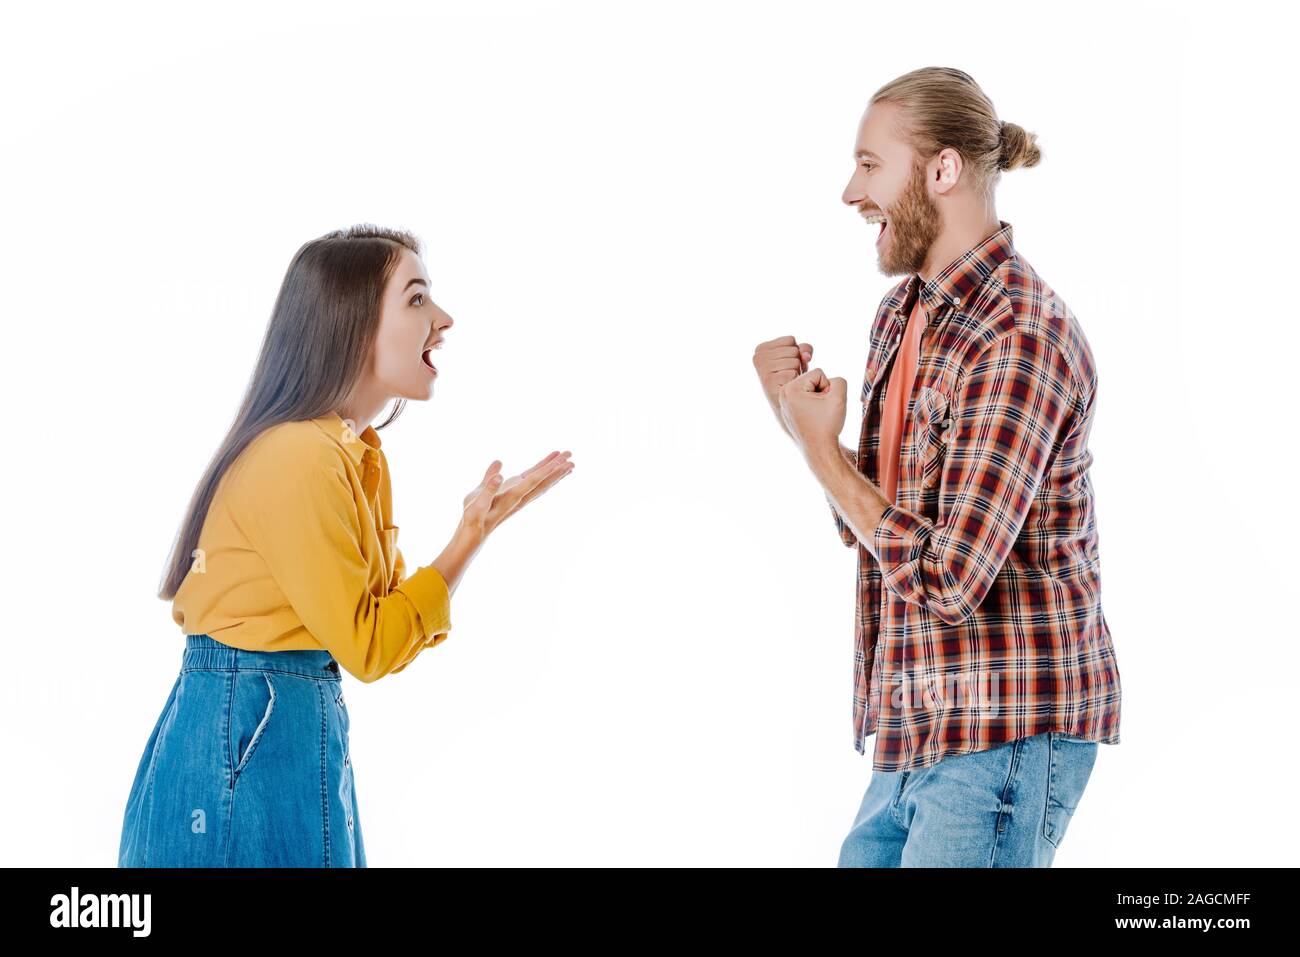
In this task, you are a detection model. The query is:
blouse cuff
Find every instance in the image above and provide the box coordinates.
[394,563,453,640]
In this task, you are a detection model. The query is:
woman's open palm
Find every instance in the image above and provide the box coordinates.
[462,450,574,536]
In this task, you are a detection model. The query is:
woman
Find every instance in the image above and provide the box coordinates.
[118,224,574,867]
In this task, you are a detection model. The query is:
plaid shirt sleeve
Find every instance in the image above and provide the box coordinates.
[871,330,1080,624]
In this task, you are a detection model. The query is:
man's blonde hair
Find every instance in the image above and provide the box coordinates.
[870,66,1041,197]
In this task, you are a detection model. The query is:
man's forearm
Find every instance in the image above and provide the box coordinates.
[808,440,890,560]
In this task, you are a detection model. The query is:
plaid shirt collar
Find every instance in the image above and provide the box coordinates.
[886,219,1017,325]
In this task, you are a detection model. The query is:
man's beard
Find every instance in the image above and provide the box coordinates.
[878,161,942,278]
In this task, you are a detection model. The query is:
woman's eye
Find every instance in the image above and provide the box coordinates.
[411,293,424,306]
[860,162,875,171]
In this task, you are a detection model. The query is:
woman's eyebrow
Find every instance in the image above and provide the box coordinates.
[856,149,882,161]
[403,278,429,291]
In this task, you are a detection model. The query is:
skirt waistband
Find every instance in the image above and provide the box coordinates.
[182,633,341,680]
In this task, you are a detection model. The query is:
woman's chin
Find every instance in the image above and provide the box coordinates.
[390,379,436,402]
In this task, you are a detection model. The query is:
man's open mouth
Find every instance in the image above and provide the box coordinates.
[861,210,888,245]
[862,211,889,246]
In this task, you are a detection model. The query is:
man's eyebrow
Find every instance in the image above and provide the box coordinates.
[403,278,429,291]
[855,148,883,161]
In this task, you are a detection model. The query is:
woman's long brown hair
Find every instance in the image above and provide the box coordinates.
[157,223,422,601]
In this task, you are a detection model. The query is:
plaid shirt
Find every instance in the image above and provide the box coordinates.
[829,220,1122,770]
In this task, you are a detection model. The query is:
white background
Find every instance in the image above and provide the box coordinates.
[3,0,1295,867]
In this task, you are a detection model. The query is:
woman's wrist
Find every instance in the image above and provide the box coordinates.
[456,516,489,551]
[434,522,485,595]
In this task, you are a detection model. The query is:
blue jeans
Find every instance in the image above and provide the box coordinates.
[837,731,1098,867]
[119,634,365,867]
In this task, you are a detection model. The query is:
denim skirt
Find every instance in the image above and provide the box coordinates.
[118,634,365,867]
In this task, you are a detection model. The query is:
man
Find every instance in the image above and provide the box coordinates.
[752,67,1121,867]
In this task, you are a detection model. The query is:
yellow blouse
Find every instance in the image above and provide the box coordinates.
[171,410,452,681]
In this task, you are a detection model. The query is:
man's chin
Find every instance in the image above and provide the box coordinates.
[876,241,925,278]
[876,255,907,278]
[874,237,903,276]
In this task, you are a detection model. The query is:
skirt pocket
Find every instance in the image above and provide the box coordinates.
[231,672,276,780]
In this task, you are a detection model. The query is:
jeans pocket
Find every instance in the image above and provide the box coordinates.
[1042,732,1098,848]
[231,672,276,780]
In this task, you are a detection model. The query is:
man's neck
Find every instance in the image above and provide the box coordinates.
[918,213,1002,283]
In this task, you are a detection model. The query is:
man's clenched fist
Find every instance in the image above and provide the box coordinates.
[778,366,848,460]
[753,335,813,435]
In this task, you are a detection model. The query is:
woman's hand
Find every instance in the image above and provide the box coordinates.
[461,450,575,539]
[433,451,574,598]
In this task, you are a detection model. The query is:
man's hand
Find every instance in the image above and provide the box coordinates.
[752,335,813,436]
[777,366,847,463]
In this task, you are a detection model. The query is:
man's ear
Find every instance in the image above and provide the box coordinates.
[934,148,961,192]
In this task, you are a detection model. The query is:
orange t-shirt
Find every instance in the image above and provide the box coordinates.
[877,293,927,503]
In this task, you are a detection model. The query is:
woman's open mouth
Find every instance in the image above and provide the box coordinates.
[421,347,438,375]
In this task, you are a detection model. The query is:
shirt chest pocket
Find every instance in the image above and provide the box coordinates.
[909,385,954,495]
